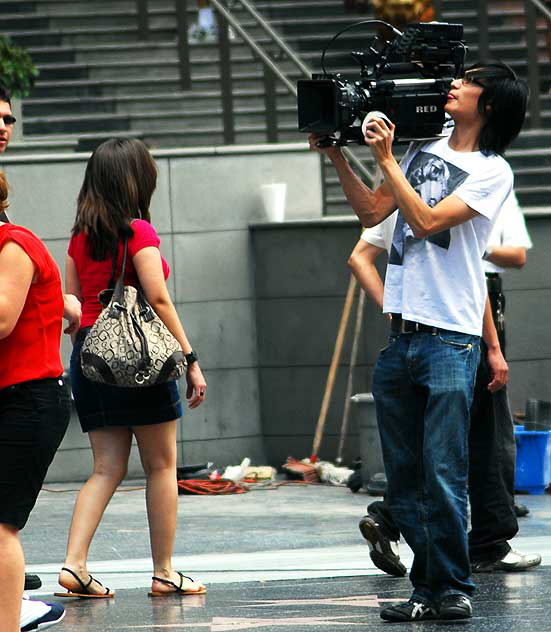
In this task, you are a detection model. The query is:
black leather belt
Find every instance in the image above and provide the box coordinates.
[485,272,502,294]
[390,314,440,335]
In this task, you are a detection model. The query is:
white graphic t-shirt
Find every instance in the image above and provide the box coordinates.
[382,136,513,336]
[483,191,532,274]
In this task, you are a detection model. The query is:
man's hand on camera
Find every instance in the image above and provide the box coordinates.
[363,117,395,166]
[486,344,508,393]
[308,133,341,158]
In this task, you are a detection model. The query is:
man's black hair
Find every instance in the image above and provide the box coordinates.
[0,83,11,105]
[466,61,528,156]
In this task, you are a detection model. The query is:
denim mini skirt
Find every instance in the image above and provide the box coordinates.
[70,327,183,433]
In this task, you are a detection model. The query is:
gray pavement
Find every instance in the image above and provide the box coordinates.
[21,481,551,630]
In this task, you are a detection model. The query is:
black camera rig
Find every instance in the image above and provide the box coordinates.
[297,20,467,144]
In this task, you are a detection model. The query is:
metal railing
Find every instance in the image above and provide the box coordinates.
[133,0,551,193]
[473,1,549,129]
[134,0,375,185]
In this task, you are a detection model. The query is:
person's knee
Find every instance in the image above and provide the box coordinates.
[93,460,128,484]
[142,454,175,477]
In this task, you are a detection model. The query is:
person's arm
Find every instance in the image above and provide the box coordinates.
[65,255,83,301]
[132,246,206,408]
[63,294,82,335]
[0,241,34,339]
[64,255,84,337]
[484,245,526,269]
[348,239,386,309]
[482,294,508,392]
[308,134,398,226]
[364,118,479,234]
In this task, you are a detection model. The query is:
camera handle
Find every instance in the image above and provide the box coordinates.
[316,136,337,149]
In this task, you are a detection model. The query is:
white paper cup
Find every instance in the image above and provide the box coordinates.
[260,183,287,222]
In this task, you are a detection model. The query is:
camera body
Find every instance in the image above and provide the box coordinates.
[297,21,466,144]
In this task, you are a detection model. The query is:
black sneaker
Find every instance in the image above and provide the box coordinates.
[359,515,407,577]
[438,594,472,620]
[24,574,42,591]
[381,598,437,622]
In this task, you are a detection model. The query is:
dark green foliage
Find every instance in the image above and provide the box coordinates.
[0,35,39,98]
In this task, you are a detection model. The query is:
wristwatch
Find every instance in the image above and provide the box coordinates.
[185,350,199,366]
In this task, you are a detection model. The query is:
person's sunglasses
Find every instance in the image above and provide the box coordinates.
[1,115,16,125]
[460,73,486,88]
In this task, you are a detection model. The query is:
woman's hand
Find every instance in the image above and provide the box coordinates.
[186,363,207,409]
[63,293,82,334]
[363,117,396,166]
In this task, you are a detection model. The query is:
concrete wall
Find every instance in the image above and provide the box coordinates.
[2,143,550,480]
[1,144,323,481]
[250,213,551,466]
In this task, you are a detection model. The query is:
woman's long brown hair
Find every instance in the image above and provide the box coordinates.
[72,138,157,260]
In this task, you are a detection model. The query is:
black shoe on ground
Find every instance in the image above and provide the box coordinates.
[438,594,472,620]
[24,574,42,591]
[380,598,437,622]
[514,503,530,517]
[359,515,407,577]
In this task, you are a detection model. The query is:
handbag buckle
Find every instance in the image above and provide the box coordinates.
[135,370,151,385]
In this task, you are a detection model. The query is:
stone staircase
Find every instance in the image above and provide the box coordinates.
[2,0,550,209]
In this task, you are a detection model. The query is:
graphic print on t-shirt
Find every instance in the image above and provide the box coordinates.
[389,151,468,265]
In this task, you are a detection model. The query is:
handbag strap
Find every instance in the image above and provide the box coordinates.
[108,238,129,316]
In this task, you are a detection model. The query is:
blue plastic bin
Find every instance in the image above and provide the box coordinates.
[514,426,551,495]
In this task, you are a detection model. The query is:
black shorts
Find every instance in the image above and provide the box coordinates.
[0,377,71,529]
[70,328,183,433]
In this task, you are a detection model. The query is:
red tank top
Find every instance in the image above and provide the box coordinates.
[0,224,64,389]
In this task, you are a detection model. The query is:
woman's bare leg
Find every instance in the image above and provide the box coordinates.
[0,524,24,632]
[133,420,204,594]
[59,426,132,595]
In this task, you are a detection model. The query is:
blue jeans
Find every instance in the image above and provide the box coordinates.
[372,329,480,604]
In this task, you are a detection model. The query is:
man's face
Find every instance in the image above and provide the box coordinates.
[0,99,14,153]
[445,71,485,122]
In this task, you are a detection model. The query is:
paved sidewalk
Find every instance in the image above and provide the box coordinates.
[21,481,551,631]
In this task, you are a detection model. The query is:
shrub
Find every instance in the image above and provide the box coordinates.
[0,35,39,98]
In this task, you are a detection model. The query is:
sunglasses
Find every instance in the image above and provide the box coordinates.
[1,115,16,125]
[459,73,486,88]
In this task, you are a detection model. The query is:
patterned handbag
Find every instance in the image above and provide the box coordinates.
[81,239,186,387]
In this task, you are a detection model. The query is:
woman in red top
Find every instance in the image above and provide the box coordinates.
[0,170,79,632]
[57,139,207,599]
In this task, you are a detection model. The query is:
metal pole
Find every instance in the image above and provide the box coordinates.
[336,289,365,465]
[263,65,278,142]
[209,0,375,181]
[217,10,235,145]
[176,0,192,90]
[525,0,542,128]
[477,1,489,61]
[137,0,149,40]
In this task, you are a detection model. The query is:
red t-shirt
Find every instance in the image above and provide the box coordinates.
[0,224,64,390]
[68,219,170,328]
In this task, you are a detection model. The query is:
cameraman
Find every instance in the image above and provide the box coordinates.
[349,192,539,580]
[310,62,528,621]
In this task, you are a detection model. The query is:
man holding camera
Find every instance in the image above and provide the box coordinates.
[349,189,539,578]
[310,62,528,621]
